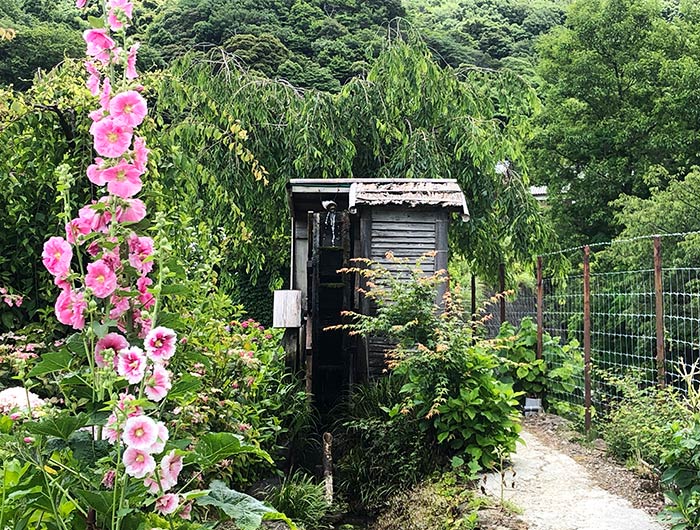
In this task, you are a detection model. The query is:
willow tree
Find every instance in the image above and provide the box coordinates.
[157,33,555,288]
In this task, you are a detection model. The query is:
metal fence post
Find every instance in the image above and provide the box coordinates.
[654,236,665,387]
[583,245,592,434]
[537,256,543,360]
[499,262,506,326]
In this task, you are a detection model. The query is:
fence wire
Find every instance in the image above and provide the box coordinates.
[484,234,700,426]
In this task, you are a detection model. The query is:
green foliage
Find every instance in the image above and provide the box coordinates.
[262,471,331,530]
[496,318,548,397]
[660,418,700,530]
[531,0,700,245]
[198,479,297,530]
[602,375,687,467]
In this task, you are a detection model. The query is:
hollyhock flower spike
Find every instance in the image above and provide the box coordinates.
[90,117,133,158]
[42,237,72,277]
[116,346,147,384]
[85,259,118,298]
[144,326,177,362]
[109,90,147,128]
[123,446,156,478]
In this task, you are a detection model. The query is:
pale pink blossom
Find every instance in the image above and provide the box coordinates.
[144,364,171,401]
[144,326,177,362]
[103,161,143,198]
[128,234,154,274]
[83,29,115,63]
[116,346,147,384]
[132,136,149,172]
[179,501,193,520]
[154,493,179,515]
[100,77,111,111]
[123,446,156,478]
[109,90,147,128]
[147,421,168,453]
[95,332,128,368]
[0,387,45,417]
[42,237,72,277]
[107,0,133,31]
[117,392,142,417]
[55,288,86,330]
[104,413,120,444]
[76,0,87,8]
[90,117,133,158]
[126,43,139,79]
[123,415,158,450]
[160,449,183,486]
[85,259,117,298]
[116,198,147,223]
[85,60,100,95]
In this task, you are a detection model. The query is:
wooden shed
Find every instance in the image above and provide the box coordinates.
[277,178,469,411]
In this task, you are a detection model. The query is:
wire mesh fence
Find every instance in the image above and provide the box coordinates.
[483,233,700,429]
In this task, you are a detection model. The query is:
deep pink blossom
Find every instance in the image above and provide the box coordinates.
[100,77,111,111]
[55,288,86,330]
[95,332,128,368]
[126,43,139,79]
[90,117,133,158]
[85,259,118,298]
[128,234,154,274]
[116,346,147,384]
[109,90,147,128]
[102,246,122,271]
[116,198,147,223]
[144,364,171,401]
[136,275,155,309]
[85,61,100,95]
[144,326,177,362]
[103,160,143,198]
[42,237,72,277]
[78,201,111,234]
[123,446,156,478]
[65,216,91,244]
[83,29,115,63]
[154,493,179,515]
[109,294,130,320]
[132,136,149,172]
[123,415,158,450]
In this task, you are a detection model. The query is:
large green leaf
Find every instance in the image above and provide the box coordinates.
[27,350,73,377]
[190,432,272,469]
[197,480,296,530]
[25,412,89,440]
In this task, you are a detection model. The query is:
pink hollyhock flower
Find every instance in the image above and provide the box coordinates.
[76,0,87,8]
[55,288,86,330]
[132,136,149,172]
[144,364,171,402]
[104,413,120,443]
[154,494,179,515]
[100,77,111,111]
[103,161,143,198]
[65,216,91,244]
[135,311,152,339]
[42,237,72,277]
[116,198,147,223]
[78,201,111,234]
[160,449,183,485]
[179,501,193,520]
[85,259,118,298]
[144,326,177,362]
[123,446,156,478]
[109,90,147,128]
[83,29,115,63]
[102,246,122,271]
[101,469,116,489]
[147,421,168,453]
[117,392,142,417]
[123,415,158,450]
[90,117,132,158]
[116,346,147,384]
[109,294,130,320]
[85,61,100,95]
[128,234,154,275]
[137,275,155,309]
[53,273,71,290]
[95,332,128,368]
[126,43,139,79]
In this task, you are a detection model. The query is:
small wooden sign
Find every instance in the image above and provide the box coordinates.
[273,290,302,328]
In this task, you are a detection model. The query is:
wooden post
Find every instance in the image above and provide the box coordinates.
[654,236,665,387]
[471,273,477,339]
[583,246,592,434]
[322,432,333,503]
[536,256,543,360]
[499,262,506,326]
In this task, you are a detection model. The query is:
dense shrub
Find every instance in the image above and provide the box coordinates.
[262,471,332,530]
[601,375,687,468]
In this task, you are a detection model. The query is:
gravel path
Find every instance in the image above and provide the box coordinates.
[482,429,668,530]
